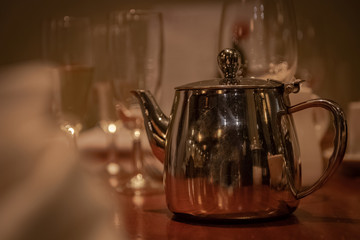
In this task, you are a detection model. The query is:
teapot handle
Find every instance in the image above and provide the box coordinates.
[311,93,331,141]
[287,99,347,199]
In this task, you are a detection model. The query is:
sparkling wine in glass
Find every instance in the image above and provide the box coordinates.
[109,10,163,195]
[43,16,94,144]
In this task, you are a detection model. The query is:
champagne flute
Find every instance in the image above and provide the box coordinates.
[109,10,163,195]
[219,0,298,82]
[43,16,94,145]
[92,24,122,171]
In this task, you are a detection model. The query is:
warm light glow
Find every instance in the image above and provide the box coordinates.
[217,128,223,138]
[134,129,141,139]
[129,173,145,189]
[63,125,75,135]
[107,162,120,175]
[197,133,203,142]
[108,123,117,133]
[197,195,203,204]
[250,19,254,32]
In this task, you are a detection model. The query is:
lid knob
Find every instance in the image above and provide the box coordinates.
[217,48,241,79]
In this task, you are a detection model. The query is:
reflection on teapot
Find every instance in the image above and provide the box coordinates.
[133,49,347,220]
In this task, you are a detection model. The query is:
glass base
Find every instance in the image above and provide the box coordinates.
[116,172,163,195]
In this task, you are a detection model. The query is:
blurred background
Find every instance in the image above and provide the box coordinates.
[0,0,359,111]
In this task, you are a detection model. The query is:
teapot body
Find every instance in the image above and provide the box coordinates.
[133,48,347,220]
[164,87,301,219]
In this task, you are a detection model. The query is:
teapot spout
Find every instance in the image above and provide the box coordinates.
[132,90,169,163]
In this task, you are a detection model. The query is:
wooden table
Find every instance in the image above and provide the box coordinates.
[110,165,360,240]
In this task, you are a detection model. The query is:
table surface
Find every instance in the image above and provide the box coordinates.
[109,164,360,240]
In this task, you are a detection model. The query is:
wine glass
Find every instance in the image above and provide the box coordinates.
[43,16,94,145]
[109,10,163,195]
[91,24,123,177]
[219,0,298,82]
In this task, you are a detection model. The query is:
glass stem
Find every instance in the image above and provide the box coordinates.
[66,130,78,150]
[132,128,144,173]
[73,131,79,149]
[107,133,117,163]
[62,124,79,150]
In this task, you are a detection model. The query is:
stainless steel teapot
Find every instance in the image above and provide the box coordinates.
[133,49,347,220]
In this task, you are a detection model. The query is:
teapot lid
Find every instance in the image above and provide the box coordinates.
[176,48,283,90]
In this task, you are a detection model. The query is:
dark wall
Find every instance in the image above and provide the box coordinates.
[293,0,360,107]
